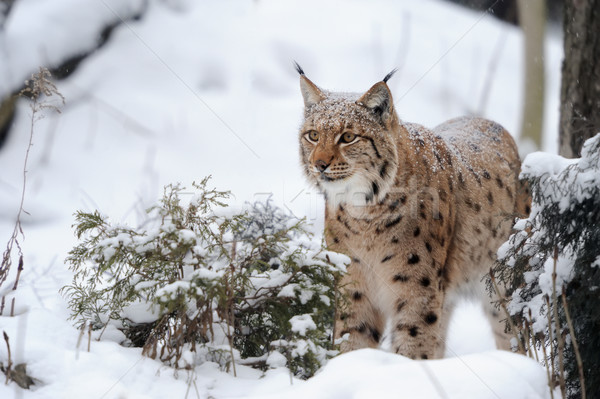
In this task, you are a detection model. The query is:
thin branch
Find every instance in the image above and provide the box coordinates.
[528,309,540,363]
[3,331,12,385]
[544,295,556,386]
[489,269,525,354]
[540,332,555,399]
[1,67,64,293]
[551,248,566,398]
[561,286,586,399]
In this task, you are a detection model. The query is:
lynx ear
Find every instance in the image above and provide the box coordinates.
[357,81,395,123]
[294,61,324,108]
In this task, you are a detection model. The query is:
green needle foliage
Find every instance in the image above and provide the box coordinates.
[62,178,348,378]
[492,134,600,398]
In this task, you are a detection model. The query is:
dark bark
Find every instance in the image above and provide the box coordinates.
[559,0,600,158]
[559,3,600,398]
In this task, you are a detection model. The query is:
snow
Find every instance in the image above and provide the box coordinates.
[247,349,549,399]
[507,249,576,334]
[289,314,317,337]
[504,134,600,335]
[0,0,562,397]
[522,134,600,212]
[265,351,287,368]
[121,300,159,324]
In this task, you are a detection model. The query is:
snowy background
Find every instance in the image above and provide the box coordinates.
[0,0,562,397]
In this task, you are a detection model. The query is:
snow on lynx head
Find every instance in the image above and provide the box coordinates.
[297,63,401,209]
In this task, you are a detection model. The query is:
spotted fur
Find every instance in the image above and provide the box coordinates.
[297,67,530,359]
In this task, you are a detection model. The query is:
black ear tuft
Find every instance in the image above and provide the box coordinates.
[382,68,398,83]
[293,61,305,76]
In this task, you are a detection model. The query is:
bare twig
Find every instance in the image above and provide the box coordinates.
[1,67,64,300]
[544,295,556,385]
[561,286,586,399]
[3,331,12,385]
[528,309,540,362]
[226,241,237,377]
[540,332,555,399]
[489,269,525,353]
[551,248,566,398]
[523,318,534,359]
[76,321,86,358]
[87,322,92,352]
[328,254,338,348]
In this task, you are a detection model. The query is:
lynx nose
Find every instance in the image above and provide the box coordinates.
[315,160,329,172]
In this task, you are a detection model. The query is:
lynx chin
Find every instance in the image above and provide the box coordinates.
[295,63,530,360]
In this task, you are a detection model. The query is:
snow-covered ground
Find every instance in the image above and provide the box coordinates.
[0,0,562,397]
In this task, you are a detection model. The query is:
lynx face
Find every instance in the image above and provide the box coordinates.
[299,87,399,208]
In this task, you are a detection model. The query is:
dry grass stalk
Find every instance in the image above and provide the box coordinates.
[489,269,525,354]
[87,322,92,352]
[528,309,540,363]
[2,331,12,385]
[544,295,556,386]
[551,248,566,398]
[523,318,534,359]
[226,242,237,377]
[561,286,586,399]
[539,333,555,399]
[1,67,64,305]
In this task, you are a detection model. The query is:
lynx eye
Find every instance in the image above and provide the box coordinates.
[339,132,357,144]
[304,131,320,143]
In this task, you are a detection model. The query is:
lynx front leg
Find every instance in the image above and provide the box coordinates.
[483,300,514,351]
[336,268,384,352]
[390,281,446,360]
[479,279,515,352]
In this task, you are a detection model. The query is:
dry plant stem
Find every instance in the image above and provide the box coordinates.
[524,319,534,359]
[191,379,200,399]
[0,93,37,285]
[1,68,64,300]
[9,256,23,316]
[551,248,566,398]
[328,254,337,348]
[541,334,555,399]
[3,331,12,385]
[529,309,540,363]
[226,242,237,377]
[561,286,586,399]
[87,322,92,352]
[12,255,23,291]
[98,317,111,340]
[332,277,338,347]
[489,269,525,353]
[76,321,86,354]
[545,295,556,383]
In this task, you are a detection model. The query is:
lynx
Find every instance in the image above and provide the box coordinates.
[296,64,530,360]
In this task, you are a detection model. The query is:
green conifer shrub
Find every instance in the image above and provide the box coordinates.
[492,134,600,398]
[62,178,349,378]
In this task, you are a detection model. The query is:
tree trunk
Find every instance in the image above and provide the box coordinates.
[559,0,600,158]
[560,2,600,397]
[517,0,546,151]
